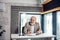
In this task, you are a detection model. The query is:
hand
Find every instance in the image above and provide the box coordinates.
[27,31,32,34]
[37,30,42,34]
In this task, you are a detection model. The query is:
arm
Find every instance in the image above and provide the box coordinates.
[24,23,28,34]
[36,23,42,34]
[24,23,32,34]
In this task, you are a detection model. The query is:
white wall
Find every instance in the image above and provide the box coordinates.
[1,0,42,7]
[4,3,11,40]
[0,3,5,12]
[0,3,11,40]
[3,0,37,4]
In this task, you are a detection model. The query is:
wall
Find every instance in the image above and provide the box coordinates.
[3,0,37,4]
[0,12,5,40]
[0,3,11,40]
[2,0,42,7]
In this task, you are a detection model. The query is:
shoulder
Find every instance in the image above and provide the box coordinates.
[25,22,30,25]
[25,22,30,27]
[35,22,39,25]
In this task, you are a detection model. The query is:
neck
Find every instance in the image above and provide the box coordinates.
[30,22,35,25]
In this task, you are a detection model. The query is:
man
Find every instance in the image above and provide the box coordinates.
[24,16,42,35]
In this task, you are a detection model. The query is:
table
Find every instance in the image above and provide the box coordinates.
[11,34,55,40]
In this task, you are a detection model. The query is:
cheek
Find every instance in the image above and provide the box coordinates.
[31,20,33,22]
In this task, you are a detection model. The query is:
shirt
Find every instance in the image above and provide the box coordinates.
[30,26,34,33]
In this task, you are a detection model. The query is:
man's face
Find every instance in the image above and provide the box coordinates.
[30,16,36,23]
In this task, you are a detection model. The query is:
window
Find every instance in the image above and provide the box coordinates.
[44,13,52,35]
[57,11,60,39]
[21,14,41,28]
[18,12,41,36]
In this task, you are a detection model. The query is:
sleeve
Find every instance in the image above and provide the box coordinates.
[24,23,28,34]
[37,23,41,31]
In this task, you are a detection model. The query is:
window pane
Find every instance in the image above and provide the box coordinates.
[21,14,41,28]
[20,13,41,35]
[44,13,52,35]
[57,11,60,39]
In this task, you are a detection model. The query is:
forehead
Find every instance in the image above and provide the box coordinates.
[31,16,36,19]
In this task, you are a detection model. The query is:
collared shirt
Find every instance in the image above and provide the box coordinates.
[30,25,34,33]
